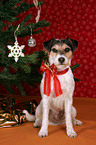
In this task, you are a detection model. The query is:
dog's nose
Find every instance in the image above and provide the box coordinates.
[58,57,65,64]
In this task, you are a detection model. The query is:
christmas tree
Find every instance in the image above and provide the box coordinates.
[0,0,49,96]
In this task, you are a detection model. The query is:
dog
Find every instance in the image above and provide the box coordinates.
[23,37,82,138]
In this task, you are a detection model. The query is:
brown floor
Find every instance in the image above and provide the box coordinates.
[0,97,96,145]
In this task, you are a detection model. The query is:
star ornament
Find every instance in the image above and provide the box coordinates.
[7,41,25,62]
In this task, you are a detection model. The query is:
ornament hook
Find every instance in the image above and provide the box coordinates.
[30,26,33,36]
[14,24,20,41]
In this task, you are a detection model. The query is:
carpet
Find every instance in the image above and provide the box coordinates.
[0,97,96,145]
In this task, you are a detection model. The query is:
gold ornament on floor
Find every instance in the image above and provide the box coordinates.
[7,24,25,62]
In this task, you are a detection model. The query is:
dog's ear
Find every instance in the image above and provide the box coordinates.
[43,38,55,51]
[70,38,78,51]
[65,37,78,51]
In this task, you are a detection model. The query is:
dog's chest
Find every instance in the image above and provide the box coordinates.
[41,68,74,111]
[49,95,65,111]
[50,68,74,92]
[40,67,74,110]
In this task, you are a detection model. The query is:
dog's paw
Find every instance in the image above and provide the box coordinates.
[38,129,48,137]
[33,120,41,128]
[73,119,83,126]
[33,122,40,128]
[67,129,77,138]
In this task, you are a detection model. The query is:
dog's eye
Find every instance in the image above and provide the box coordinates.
[64,48,70,53]
[51,48,58,53]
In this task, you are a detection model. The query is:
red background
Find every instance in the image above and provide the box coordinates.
[0,0,96,98]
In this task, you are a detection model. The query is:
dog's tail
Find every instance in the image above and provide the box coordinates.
[23,110,35,122]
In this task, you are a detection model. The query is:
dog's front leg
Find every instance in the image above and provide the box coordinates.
[65,98,77,138]
[38,95,49,137]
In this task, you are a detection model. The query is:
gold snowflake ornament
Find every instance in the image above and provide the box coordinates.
[8,40,25,62]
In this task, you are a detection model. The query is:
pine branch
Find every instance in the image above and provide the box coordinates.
[17,20,50,37]
[16,82,26,96]
[0,0,49,96]
[2,81,14,95]
[0,1,44,22]
[71,63,81,82]
[74,77,81,82]
[71,63,80,72]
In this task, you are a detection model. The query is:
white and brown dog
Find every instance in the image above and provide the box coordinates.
[23,37,82,138]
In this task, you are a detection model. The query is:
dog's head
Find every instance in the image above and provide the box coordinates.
[43,37,78,70]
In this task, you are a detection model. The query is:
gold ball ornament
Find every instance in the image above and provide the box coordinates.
[27,36,36,47]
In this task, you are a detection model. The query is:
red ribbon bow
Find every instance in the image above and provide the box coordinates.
[40,63,69,97]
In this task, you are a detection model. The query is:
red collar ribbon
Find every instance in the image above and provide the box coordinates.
[40,63,69,97]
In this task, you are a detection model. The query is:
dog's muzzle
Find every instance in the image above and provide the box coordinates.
[58,57,65,64]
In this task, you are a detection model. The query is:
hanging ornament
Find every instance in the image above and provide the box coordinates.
[7,25,25,62]
[35,6,41,23]
[33,0,38,8]
[27,0,41,47]
[33,0,41,23]
[27,27,36,47]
